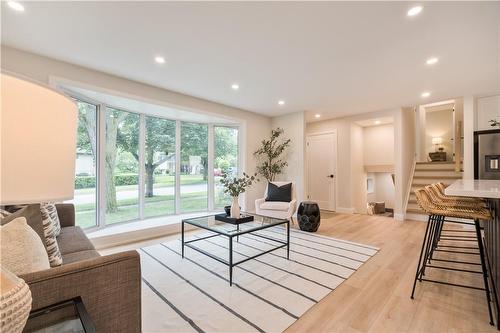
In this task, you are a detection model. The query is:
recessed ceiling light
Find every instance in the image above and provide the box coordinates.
[426,57,439,65]
[7,1,24,11]
[231,83,239,90]
[374,120,381,125]
[421,91,431,98]
[154,56,165,64]
[278,100,285,106]
[407,6,423,17]
[315,114,321,118]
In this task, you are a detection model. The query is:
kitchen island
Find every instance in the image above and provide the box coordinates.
[446,179,500,329]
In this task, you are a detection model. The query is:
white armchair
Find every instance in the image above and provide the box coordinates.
[255,181,297,222]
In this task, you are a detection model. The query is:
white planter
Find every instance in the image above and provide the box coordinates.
[230,196,240,218]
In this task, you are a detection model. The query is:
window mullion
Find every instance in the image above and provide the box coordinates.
[208,124,215,211]
[138,114,146,220]
[175,120,181,214]
[97,104,107,228]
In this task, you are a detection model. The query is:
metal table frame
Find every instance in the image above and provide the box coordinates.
[28,296,96,333]
[181,215,290,286]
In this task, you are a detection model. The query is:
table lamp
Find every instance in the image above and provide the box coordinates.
[0,72,77,332]
[432,137,443,152]
[1,72,77,205]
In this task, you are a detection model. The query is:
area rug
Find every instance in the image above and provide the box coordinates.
[139,225,378,333]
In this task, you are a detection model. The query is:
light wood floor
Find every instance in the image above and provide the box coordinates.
[102,213,497,333]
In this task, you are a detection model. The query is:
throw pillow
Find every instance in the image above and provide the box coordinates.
[0,217,50,275]
[0,204,47,251]
[265,182,292,202]
[40,202,61,236]
[40,207,63,267]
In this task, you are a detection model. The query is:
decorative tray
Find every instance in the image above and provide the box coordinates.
[214,213,254,225]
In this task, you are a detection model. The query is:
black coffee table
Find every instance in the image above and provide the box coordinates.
[182,213,290,286]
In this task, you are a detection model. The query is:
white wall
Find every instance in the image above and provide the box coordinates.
[271,111,306,203]
[1,46,271,210]
[350,124,366,213]
[463,96,475,179]
[363,124,394,166]
[477,95,500,131]
[394,107,416,220]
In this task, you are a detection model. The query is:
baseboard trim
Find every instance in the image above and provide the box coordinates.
[336,207,356,214]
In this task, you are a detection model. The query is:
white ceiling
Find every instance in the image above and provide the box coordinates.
[2,2,499,122]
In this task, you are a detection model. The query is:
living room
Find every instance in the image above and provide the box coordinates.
[1,2,500,333]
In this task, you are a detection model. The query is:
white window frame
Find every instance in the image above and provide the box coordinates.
[69,94,240,230]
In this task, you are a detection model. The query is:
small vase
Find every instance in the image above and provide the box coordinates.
[230,196,240,218]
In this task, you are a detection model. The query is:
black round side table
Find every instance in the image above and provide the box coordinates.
[297,201,321,232]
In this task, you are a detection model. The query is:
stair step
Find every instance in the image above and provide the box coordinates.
[413,175,461,179]
[407,208,426,214]
[415,162,458,171]
[416,161,456,165]
[414,170,462,177]
[411,177,458,187]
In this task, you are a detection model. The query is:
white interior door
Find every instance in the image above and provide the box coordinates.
[306,132,337,211]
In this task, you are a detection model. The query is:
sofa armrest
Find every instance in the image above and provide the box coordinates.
[55,203,75,227]
[21,251,141,333]
[255,198,266,210]
[255,198,266,214]
[288,199,297,217]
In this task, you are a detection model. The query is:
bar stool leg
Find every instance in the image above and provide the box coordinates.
[411,214,433,299]
[475,219,495,326]
[422,215,438,276]
[430,215,444,260]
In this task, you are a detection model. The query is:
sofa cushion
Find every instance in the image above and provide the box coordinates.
[40,206,63,267]
[265,182,292,202]
[1,204,47,251]
[259,201,290,211]
[40,202,61,236]
[1,217,50,275]
[57,226,95,255]
[61,250,100,265]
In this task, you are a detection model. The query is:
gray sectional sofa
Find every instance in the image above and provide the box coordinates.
[3,204,142,332]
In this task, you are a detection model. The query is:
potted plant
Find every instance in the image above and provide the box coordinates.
[254,128,291,182]
[220,171,259,218]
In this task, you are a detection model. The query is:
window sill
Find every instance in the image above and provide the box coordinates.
[86,210,222,250]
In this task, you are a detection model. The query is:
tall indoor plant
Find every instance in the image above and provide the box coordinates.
[254,127,291,182]
[220,171,259,218]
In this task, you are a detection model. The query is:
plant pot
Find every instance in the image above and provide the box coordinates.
[230,196,240,218]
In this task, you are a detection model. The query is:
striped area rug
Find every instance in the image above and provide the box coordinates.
[140,225,378,333]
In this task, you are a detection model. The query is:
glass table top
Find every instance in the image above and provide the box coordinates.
[182,213,288,236]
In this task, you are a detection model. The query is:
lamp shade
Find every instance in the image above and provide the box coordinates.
[1,73,77,204]
[431,137,443,145]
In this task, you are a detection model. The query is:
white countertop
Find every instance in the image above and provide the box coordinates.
[445,179,500,199]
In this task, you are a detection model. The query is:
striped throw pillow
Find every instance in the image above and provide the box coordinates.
[40,205,63,267]
[40,203,61,236]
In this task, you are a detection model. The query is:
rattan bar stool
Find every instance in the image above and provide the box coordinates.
[425,184,483,257]
[435,182,486,206]
[410,187,494,326]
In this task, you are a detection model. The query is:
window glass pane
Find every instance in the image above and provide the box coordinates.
[144,116,176,217]
[68,100,98,229]
[180,122,208,212]
[214,127,239,209]
[105,108,140,224]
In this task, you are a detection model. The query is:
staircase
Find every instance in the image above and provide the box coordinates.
[406,162,462,219]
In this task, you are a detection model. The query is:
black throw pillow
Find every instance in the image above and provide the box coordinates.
[265,182,292,202]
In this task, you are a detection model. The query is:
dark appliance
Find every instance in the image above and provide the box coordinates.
[474,129,500,180]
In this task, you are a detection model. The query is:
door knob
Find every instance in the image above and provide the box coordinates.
[327,174,334,178]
